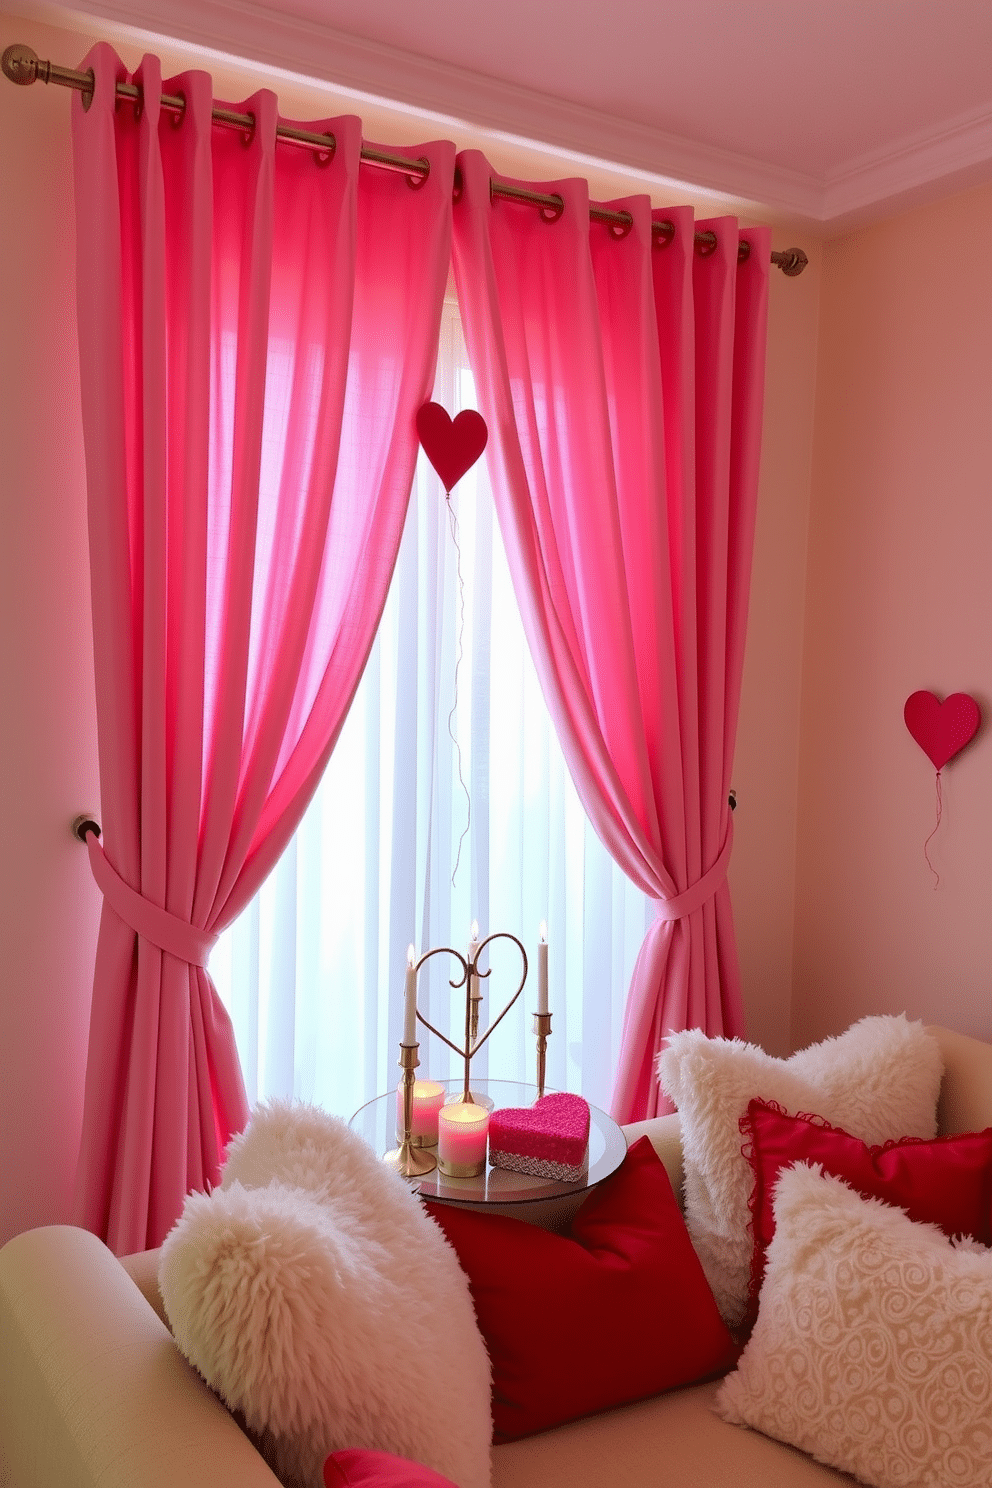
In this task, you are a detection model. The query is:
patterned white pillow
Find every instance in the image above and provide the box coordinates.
[658,1015,942,1327]
[159,1102,492,1488]
[715,1162,992,1488]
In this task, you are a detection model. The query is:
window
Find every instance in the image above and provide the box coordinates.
[209,304,652,1118]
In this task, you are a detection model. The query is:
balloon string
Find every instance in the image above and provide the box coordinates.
[445,490,471,888]
[923,770,942,890]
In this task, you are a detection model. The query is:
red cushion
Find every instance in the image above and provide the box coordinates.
[324,1449,458,1488]
[425,1136,738,1442]
[742,1099,992,1331]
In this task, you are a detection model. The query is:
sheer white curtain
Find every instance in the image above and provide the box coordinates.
[210,303,652,1119]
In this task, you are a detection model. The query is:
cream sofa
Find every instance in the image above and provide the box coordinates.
[2,1024,991,1488]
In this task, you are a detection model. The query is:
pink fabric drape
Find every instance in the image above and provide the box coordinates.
[451,152,770,1122]
[71,45,453,1253]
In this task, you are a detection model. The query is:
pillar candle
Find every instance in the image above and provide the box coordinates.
[397,1079,445,1145]
[537,922,549,1015]
[438,1102,490,1176]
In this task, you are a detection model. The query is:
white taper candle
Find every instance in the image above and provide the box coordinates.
[404,945,418,1045]
[538,922,549,1014]
[468,919,481,1000]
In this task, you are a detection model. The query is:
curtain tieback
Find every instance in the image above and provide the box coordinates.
[84,831,217,967]
[655,814,734,923]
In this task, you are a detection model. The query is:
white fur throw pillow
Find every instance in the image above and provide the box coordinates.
[159,1102,492,1488]
[658,1014,942,1328]
[715,1162,992,1487]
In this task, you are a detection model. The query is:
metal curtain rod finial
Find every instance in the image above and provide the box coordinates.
[4,42,808,275]
[3,43,44,84]
[774,247,808,276]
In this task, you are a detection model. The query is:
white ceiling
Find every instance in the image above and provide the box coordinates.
[11,0,992,229]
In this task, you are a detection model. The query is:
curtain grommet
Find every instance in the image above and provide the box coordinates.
[607,213,634,239]
[651,219,676,250]
[406,156,431,190]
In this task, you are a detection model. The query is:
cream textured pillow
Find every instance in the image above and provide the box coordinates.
[159,1102,492,1488]
[658,1014,942,1327]
[715,1162,992,1488]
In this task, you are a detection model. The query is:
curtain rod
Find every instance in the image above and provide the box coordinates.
[3,43,808,277]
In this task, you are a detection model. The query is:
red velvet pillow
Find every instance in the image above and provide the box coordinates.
[425,1136,738,1442]
[324,1450,458,1488]
[742,1099,992,1330]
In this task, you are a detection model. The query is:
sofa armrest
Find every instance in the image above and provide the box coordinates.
[120,1242,169,1325]
[0,1225,281,1488]
[928,1025,992,1136]
[620,1112,683,1201]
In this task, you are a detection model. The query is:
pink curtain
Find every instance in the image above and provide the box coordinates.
[71,44,453,1253]
[451,152,769,1122]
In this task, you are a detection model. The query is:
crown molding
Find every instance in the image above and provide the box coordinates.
[14,0,992,229]
[18,0,825,221]
[821,100,992,224]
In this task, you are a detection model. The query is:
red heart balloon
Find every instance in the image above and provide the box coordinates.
[416,402,488,492]
[904,691,981,771]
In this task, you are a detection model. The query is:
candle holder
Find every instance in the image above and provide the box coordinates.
[469,978,483,1050]
[415,932,529,1106]
[382,1043,438,1179]
[533,1011,552,1099]
[396,1079,445,1147]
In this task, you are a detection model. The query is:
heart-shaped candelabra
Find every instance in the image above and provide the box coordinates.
[415,932,529,1105]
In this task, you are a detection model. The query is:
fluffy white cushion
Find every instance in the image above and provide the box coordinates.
[715,1162,992,1488]
[159,1102,492,1488]
[658,1014,942,1327]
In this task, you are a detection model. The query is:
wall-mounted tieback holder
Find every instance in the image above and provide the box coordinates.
[904,691,982,887]
[72,815,101,841]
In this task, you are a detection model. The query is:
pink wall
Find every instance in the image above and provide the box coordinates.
[730,244,820,1056]
[0,15,102,1246]
[793,184,992,1049]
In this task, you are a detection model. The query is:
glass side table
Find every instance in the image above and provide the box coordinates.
[349,1078,626,1207]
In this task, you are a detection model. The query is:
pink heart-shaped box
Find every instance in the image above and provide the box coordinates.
[415,402,488,492]
[489,1092,590,1181]
[904,691,980,771]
